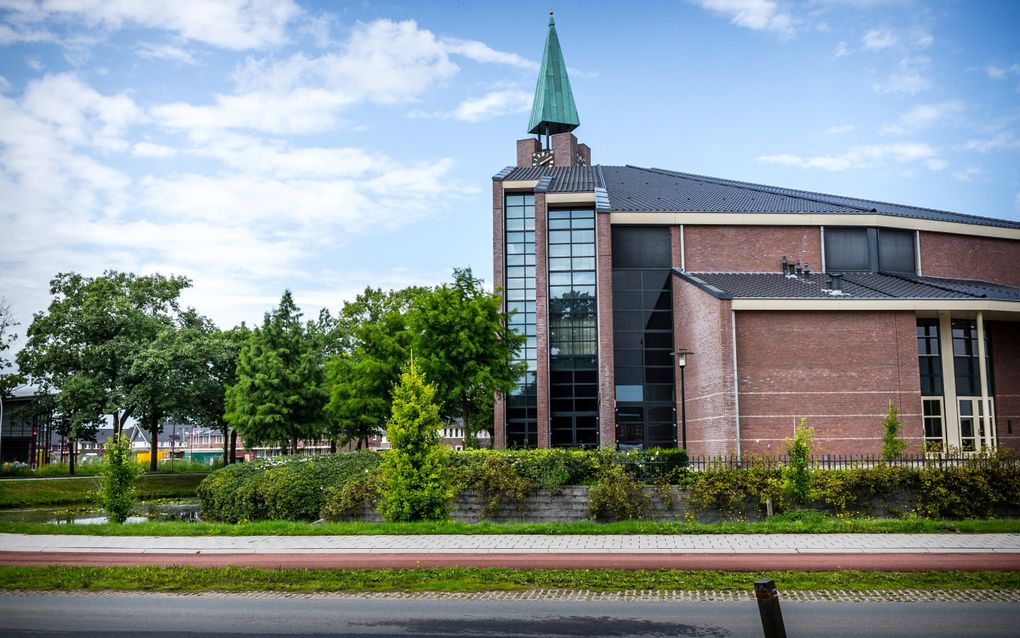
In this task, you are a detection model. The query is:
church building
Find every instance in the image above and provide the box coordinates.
[492,14,1020,456]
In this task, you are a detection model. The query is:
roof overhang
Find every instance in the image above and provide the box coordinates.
[729,299,1020,313]
[611,212,1020,241]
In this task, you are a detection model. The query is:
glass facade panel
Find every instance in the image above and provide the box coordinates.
[505,194,537,448]
[548,208,599,448]
[824,226,916,274]
[951,319,993,397]
[922,398,944,453]
[611,226,676,450]
[916,318,943,396]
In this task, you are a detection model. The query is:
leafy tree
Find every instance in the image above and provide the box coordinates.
[225,291,325,454]
[378,361,451,522]
[408,268,525,447]
[96,433,143,523]
[0,296,25,400]
[17,272,191,473]
[782,418,814,507]
[191,324,249,465]
[324,287,419,451]
[881,401,906,461]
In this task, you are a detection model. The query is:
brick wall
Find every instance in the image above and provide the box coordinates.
[492,181,507,448]
[535,192,550,448]
[734,310,923,456]
[683,225,821,273]
[516,138,540,167]
[551,132,578,167]
[991,320,1020,451]
[596,212,616,448]
[919,232,1020,287]
[674,278,738,455]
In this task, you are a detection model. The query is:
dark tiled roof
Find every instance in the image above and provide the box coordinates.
[675,270,1020,302]
[494,164,1020,229]
[495,166,602,193]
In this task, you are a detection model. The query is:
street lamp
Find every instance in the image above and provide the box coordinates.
[671,349,693,451]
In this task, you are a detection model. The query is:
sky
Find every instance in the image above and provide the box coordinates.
[1,0,1019,351]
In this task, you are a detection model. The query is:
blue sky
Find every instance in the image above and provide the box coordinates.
[1,0,1018,342]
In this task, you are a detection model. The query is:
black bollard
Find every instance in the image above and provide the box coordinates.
[754,578,787,638]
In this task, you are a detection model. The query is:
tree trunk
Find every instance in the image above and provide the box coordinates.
[329,438,336,454]
[290,436,298,455]
[68,437,76,476]
[222,427,230,466]
[229,429,237,463]
[112,412,120,437]
[462,395,474,449]
[149,416,159,473]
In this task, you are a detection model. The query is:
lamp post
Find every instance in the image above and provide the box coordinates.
[671,349,693,451]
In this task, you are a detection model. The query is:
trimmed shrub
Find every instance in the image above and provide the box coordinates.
[687,465,783,519]
[96,433,144,524]
[320,471,383,521]
[196,451,381,522]
[588,463,651,520]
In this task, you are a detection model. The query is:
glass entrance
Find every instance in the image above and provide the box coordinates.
[958,398,995,452]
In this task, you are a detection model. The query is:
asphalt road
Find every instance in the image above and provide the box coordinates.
[2,592,1019,637]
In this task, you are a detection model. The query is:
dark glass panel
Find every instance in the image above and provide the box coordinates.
[612,227,672,269]
[878,229,915,273]
[613,271,642,290]
[824,227,869,271]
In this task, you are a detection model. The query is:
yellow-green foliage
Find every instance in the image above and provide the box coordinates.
[782,419,814,506]
[378,363,452,522]
[687,465,783,518]
[96,434,144,524]
[587,464,651,520]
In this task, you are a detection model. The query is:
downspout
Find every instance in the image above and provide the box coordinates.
[731,309,741,457]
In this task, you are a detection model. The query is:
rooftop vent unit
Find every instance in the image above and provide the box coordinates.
[826,273,846,296]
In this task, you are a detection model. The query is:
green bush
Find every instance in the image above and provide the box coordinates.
[881,402,906,461]
[812,465,918,516]
[587,463,651,520]
[96,434,144,524]
[320,471,383,521]
[378,364,452,522]
[782,419,814,506]
[196,451,381,522]
[687,465,783,519]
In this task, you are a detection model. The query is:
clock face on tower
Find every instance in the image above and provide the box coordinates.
[532,149,554,166]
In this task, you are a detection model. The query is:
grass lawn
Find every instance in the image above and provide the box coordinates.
[0,473,206,508]
[2,511,1019,536]
[0,566,1016,593]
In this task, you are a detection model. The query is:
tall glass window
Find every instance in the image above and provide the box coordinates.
[952,319,994,397]
[505,194,537,448]
[611,227,676,450]
[916,318,943,396]
[548,208,599,448]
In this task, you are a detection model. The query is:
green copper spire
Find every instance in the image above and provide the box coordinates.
[527,12,580,136]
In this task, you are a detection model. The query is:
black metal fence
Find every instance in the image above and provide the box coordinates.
[685,452,1018,472]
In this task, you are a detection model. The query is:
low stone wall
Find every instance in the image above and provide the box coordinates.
[339,485,947,524]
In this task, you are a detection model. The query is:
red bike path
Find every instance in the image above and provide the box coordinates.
[2,551,1017,571]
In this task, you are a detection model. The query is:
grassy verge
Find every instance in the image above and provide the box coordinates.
[0,566,1017,593]
[2,512,1019,536]
[0,474,205,508]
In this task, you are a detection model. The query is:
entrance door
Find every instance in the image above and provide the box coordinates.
[957,398,996,452]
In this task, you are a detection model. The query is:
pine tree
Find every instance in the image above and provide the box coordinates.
[225,291,325,454]
[881,401,906,461]
[378,361,451,522]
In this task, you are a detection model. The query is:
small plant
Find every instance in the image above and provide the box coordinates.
[881,401,906,461]
[96,433,143,524]
[587,463,651,520]
[378,361,452,522]
[782,418,814,507]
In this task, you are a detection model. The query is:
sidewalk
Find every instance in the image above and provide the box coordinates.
[2,533,1019,570]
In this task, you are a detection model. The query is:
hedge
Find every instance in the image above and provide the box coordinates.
[198,448,688,522]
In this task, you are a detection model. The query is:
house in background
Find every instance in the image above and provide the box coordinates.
[492,15,1020,456]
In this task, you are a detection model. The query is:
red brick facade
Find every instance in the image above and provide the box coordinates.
[683,225,821,273]
[919,232,1020,287]
[991,321,1020,451]
[492,180,507,449]
[534,192,551,448]
[734,310,923,456]
[596,211,616,448]
[674,280,738,456]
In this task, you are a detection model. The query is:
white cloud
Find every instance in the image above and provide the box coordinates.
[880,101,965,135]
[862,28,897,51]
[965,130,1020,153]
[924,158,947,171]
[826,124,855,134]
[132,142,177,157]
[448,89,532,123]
[3,0,302,50]
[832,41,850,58]
[953,166,982,182]
[135,43,197,65]
[758,143,939,171]
[0,22,56,45]
[442,38,537,71]
[25,56,44,71]
[0,75,9,93]
[873,56,932,94]
[696,0,794,37]
[986,64,1020,80]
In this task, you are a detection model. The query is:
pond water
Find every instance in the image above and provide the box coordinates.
[0,500,202,525]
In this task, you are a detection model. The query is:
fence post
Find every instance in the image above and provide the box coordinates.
[754,578,787,638]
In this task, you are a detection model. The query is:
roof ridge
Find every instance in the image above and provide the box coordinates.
[880,271,984,298]
[642,166,1010,223]
[638,166,874,213]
